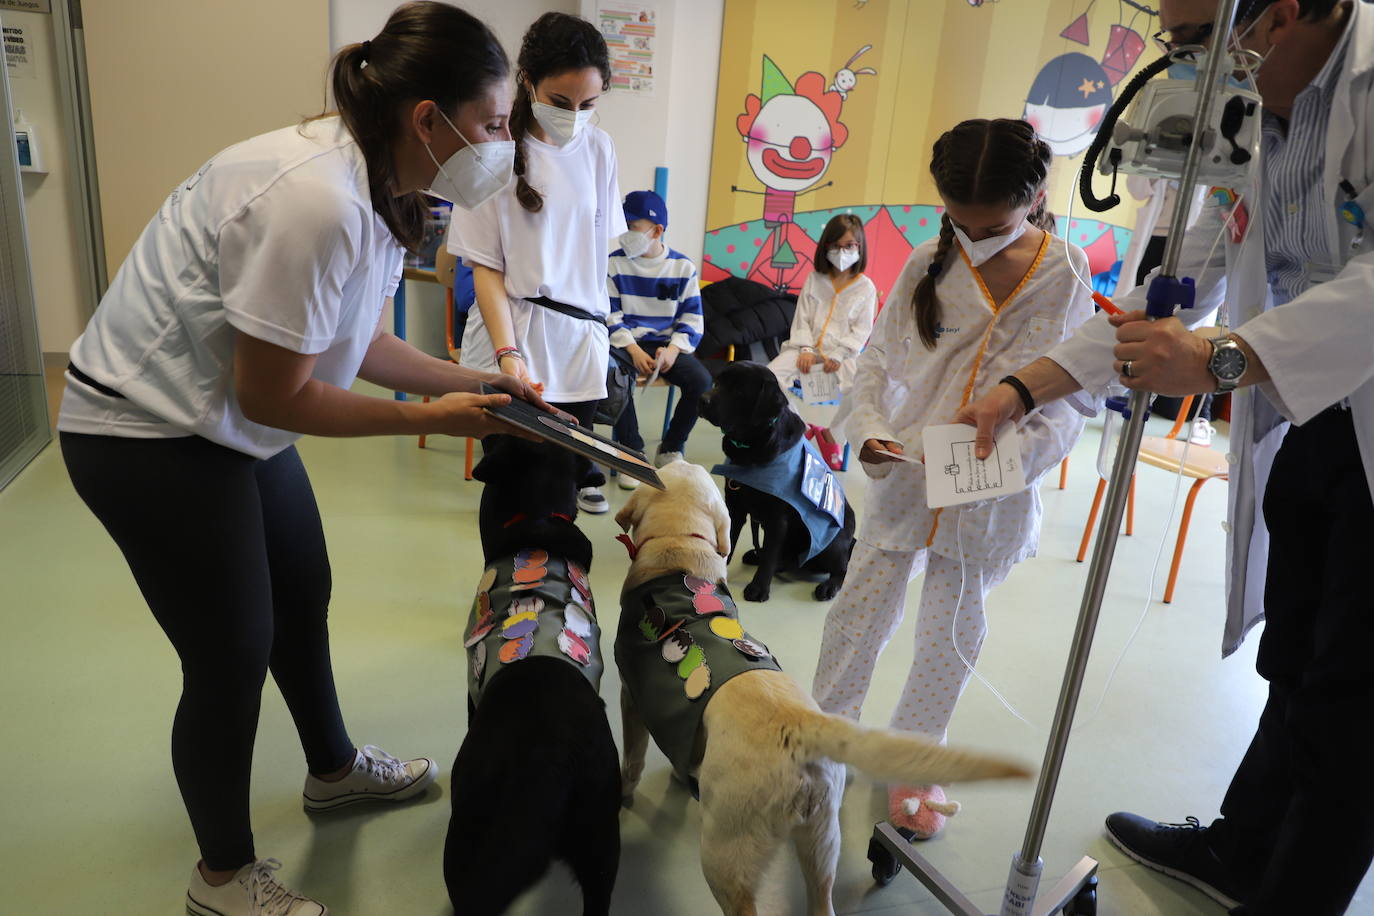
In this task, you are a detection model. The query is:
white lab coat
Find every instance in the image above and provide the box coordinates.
[770,270,877,391]
[840,233,1095,566]
[1047,0,1374,656]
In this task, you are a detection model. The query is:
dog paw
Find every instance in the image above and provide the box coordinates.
[741,549,760,566]
[814,578,845,601]
[743,581,771,602]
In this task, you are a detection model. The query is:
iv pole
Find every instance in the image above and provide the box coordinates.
[866,0,1246,912]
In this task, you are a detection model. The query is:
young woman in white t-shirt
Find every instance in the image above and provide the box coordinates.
[57,6,555,914]
[448,12,626,516]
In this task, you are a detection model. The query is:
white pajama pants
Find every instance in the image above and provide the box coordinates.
[811,539,1011,743]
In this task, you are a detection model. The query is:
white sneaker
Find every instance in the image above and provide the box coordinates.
[302,745,437,812]
[1188,418,1216,447]
[187,858,327,916]
[577,486,610,514]
[655,450,684,468]
[617,474,640,491]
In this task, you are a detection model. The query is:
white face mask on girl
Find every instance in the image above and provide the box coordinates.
[952,221,1028,267]
[530,98,594,147]
[423,108,514,210]
[618,229,654,258]
[827,247,860,273]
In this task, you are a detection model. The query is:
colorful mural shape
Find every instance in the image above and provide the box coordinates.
[704,0,1156,305]
[1024,1,1157,157]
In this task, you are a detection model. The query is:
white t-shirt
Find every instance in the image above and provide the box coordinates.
[447,125,626,403]
[59,117,403,459]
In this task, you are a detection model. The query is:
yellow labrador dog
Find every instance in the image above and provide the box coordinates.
[613,460,1029,916]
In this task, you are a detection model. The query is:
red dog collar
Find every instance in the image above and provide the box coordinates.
[617,532,717,560]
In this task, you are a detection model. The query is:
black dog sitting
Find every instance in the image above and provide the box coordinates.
[444,436,621,915]
[699,361,856,602]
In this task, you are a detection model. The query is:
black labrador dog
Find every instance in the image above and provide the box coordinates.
[699,361,856,602]
[444,434,620,915]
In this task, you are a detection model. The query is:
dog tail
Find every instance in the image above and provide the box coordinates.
[794,710,1031,786]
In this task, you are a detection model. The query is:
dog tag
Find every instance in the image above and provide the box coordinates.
[662,629,693,663]
[477,568,498,593]
[499,633,534,663]
[733,637,770,660]
[558,629,592,666]
[563,603,594,638]
[709,617,744,641]
[502,611,540,640]
[677,644,707,679]
[684,663,712,700]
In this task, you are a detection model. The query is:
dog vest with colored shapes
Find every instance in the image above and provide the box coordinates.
[614,572,782,778]
[465,550,603,708]
[711,438,846,563]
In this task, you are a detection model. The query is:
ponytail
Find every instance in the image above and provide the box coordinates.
[319,2,508,250]
[912,214,957,350]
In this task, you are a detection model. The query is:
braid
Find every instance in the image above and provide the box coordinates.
[913,213,956,350]
[510,78,543,212]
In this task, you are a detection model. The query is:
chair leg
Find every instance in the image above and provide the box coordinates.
[662,385,677,443]
[1126,474,1136,536]
[464,437,475,481]
[419,395,430,449]
[1164,477,1210,604]
[1059,458,1069,490]
[1078,478,1108,563]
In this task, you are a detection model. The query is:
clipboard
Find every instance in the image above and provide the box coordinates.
[480,384,666,490]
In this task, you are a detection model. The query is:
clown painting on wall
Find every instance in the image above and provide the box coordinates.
[701,0,1161,308]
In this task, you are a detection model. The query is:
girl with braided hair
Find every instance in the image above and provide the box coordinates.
[811,118,1094,841]
[448,12,626,514]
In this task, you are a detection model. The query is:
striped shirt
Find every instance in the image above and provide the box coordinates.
[1261,17,1353,306]
[606,246,704,353]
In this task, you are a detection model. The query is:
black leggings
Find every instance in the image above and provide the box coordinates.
[61,433,354,871]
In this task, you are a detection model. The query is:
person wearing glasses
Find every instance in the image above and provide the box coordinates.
[959,2,1372,914]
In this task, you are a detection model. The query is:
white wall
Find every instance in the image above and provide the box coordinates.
[6,9,89,353]
[330,0,577,62]
[660,0,722,266]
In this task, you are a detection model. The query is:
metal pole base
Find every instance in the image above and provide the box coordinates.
[867,823,1099,916]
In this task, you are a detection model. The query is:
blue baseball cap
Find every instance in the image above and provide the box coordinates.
[623,190,668,228]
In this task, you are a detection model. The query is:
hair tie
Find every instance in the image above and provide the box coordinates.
[927,262,943,278]
[360,40,371,63]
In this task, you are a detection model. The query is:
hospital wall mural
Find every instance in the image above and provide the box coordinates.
[701,0,1160,301]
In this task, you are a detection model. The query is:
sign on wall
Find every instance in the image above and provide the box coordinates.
[3,24,34,79]
[0,1,52,14]
[597,2,657,96]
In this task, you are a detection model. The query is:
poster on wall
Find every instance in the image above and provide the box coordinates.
[2,25,34,79]
[702,0,1161,304]
[597,2,657,96]
[0,1,52,14]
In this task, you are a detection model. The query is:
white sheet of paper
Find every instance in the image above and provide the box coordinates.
[873,448,923,464]
[637,351,665,396]
[921,423,1027,509]
[800,369,840,405]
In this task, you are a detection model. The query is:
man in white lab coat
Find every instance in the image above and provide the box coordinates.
[960,1,1374,913]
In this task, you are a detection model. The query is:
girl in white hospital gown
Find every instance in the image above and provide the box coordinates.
[812,118,1094,840]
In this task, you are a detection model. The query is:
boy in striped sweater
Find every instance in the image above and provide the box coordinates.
[607,191,711,484]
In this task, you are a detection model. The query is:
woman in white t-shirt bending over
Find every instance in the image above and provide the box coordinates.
[448,12,626,516]
[57,5,554,914]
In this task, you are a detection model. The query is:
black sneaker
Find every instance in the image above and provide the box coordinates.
[1104,812,1248,909]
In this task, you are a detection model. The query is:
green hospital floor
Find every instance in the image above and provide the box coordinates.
[2,379,1370,915]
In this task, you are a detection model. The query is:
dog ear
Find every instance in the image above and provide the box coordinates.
[614,486,644,534]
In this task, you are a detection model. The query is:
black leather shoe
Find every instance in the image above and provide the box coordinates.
[1105,812,1249,909]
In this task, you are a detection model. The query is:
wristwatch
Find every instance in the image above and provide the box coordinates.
[1207,336,1248,393]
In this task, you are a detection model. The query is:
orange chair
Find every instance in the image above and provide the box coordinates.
[417,247,476,480]
[1076,394,1229,603]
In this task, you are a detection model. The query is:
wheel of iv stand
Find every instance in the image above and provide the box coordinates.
[867,824,917,887]
[1063,874,1098,916]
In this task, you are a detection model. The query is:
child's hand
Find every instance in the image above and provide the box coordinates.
[822,357,841,374]
[658,345,681,372]
[626,344,656,377]
[797,350,816,374]
[861,439,908,464]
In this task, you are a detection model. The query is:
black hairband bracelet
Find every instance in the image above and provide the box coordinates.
[999,375,1035,414]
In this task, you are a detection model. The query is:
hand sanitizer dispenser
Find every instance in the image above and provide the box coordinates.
[14,109,43,174]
